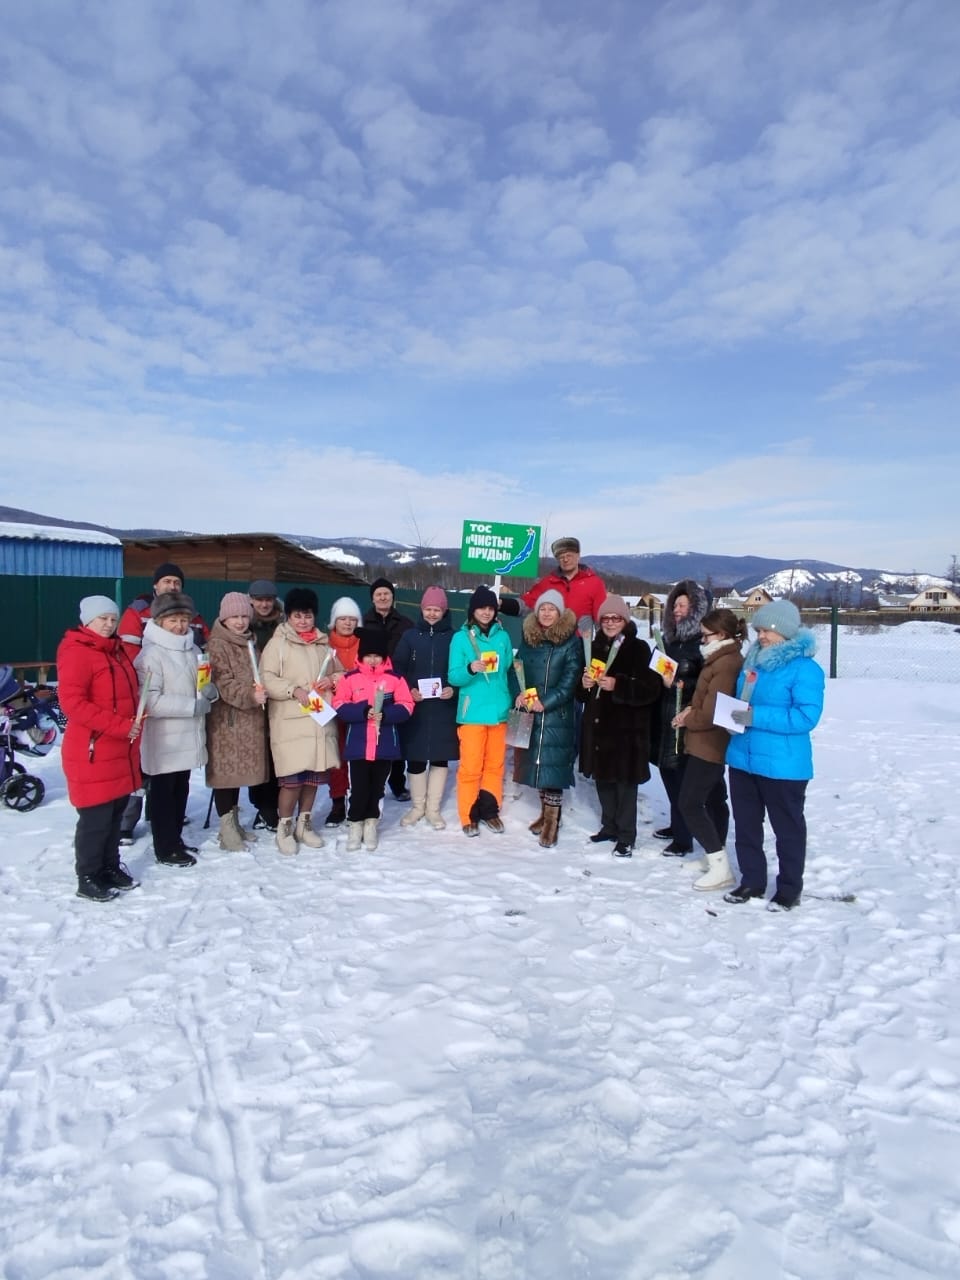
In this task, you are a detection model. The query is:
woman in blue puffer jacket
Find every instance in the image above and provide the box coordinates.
[723,599,824,912]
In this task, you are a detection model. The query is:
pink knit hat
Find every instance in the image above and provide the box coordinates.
[421,586,448,611]
[219,591,253,621]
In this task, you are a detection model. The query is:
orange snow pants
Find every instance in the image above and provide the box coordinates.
[456,723,507,825]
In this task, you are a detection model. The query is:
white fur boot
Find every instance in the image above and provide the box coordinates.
[693,850,735,892]
[400,771,427,826]
[362,818,379,851]
[345,821,363,852]
[424,766,448,830]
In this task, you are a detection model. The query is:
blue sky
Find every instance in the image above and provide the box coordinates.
[1,0,957,572]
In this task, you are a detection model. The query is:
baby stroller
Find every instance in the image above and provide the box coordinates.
[0,666,49,811]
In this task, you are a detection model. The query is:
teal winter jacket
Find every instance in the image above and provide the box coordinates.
[725,629,824,781]
[513,609,582,791]
[448,619,517,725]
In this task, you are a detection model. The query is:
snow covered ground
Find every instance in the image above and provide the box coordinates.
[2,627,959,1279]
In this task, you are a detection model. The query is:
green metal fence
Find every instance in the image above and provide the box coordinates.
[0,576,520,675]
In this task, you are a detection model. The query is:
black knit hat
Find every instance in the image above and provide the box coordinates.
[153,561,185,586]
[357,624,389,660]
[468,586,499,618]
[369,577,395,599]
[284,586,318,616]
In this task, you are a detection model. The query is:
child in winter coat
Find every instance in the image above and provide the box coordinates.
[333,624,414,852]
[135,591,218,867]
[448,586,519,836]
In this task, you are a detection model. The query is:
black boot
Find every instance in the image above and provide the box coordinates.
[324,797,347,826]
[77,875,119,902]
[100,863,140,891]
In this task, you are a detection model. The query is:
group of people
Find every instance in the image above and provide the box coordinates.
[56,538,824,913]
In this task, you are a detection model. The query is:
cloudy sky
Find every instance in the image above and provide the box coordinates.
[1,0,956,572]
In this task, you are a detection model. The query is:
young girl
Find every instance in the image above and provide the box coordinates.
[448,586,518,837]
[136,592,218,867]
[390,586,459,830]
[206,591,269,852]
[333,624,413,851]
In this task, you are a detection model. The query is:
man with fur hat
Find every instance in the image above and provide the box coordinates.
[499,536,607,623]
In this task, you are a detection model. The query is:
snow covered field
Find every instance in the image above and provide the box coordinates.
[2,626,959,1279]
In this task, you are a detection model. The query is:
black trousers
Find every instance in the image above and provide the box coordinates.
[596,780,638,845]
[348,760,391,821]
[660,758,693,849]
[388,757,407,797]
[150,770,191,857]
[730,768,809,901]
[249,748,279,821]
[74,796,129,878]
[678,756,729,853]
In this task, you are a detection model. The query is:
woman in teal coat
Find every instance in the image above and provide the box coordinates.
[513,591,583,847]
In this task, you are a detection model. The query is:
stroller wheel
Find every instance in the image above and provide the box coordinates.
[1,774,45,811]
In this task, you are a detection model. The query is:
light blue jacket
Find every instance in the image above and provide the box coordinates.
[448,620,516,726]
[725,629,824,781]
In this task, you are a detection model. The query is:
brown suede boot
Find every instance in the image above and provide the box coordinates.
[529,791,546,834]
[539,799,562,848]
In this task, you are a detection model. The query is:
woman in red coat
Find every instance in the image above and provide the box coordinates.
[57,596,143,902]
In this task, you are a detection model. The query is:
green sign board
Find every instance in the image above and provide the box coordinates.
[459,520,541,577]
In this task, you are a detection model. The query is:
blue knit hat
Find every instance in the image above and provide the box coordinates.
[751,599,801,639]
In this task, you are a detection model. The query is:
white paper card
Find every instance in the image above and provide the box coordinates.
[418,678,444,699]
[713,691,750,734]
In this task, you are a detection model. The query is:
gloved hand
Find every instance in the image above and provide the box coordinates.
[731,706,753,727]
[497,595,520,617]
[200,681,219,702]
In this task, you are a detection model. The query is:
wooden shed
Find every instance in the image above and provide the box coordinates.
[122,534,366,587]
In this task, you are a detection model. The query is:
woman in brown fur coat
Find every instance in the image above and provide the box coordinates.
[673,608,746,891]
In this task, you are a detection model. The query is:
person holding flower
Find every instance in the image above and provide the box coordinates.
[577,595,662,858]
[260,587,343,857]
[205,591,269,853]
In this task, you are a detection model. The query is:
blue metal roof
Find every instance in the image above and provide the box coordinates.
[0,537,123,577]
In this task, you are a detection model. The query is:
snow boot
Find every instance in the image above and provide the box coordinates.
[424,766,448,829]
[539,798,562,848]
[362,818,379,851]
[218,811,247,852]
[76,874,119,902]
[324,796,347,826]
[294,812,325,849]
[276,817,299,856]
[693,850,735,892]
[346,821,363,851]
[401,772,427,827]
[230,807,253,841]
[100,863,140,891]
[529,791,547,835]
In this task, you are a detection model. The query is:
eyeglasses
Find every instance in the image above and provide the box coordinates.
[599,615,625,624]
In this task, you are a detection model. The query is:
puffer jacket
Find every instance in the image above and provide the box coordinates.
[682,640,744,765]
[391,612,460,762]
[518,563,607,620]
[333,659,414,762]
[725,629,824,780]
[577,622,662,784]
[205,620,269,790]
[513,609,582,791]
[135,620,211,775]
[448,619,517,726]
[56,626,142,808]
[653,578,710,770]
[260,622,342,776]
[361,605,414,656]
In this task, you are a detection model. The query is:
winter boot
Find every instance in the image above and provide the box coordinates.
[231,806,254,841]
[529,791,547,835]
[424,766,448,829]
[100,862,140,891]
[401,772,427,827]
[693,850,735,892]
[276,817,299,856]
[294,812,325,849]
[76,874,119,902]
[324,796,347,826]
[539,798,562,848]
[218,811,248,852]
[346,821,364,851]
[362,818,379,851]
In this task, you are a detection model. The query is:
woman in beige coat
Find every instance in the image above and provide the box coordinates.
[673,608,746,892]
[261,587,342,856]
[206,592,269,852]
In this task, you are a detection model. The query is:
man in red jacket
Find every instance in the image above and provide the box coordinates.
[499,536,607,623]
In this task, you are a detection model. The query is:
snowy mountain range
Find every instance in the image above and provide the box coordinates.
[0,506,950,600]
